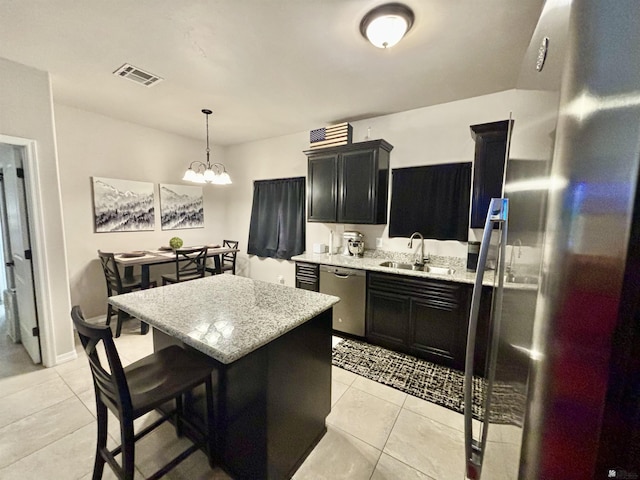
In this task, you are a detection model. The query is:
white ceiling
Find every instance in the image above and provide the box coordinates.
[0,1,544,146]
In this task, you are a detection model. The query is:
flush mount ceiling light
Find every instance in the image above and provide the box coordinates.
[360,3,415,49]
[183,109,232,185]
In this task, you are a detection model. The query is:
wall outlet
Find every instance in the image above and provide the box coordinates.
[277,275,285,284]
[376,237,383,248]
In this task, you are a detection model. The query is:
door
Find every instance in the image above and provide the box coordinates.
[410,297,465,370]
[338,148,377,223]
[307,154,338,222]
[0,144,41,363]
[0,170,13,289]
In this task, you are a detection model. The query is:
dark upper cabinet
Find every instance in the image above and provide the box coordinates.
[305,139,392,224]
[307,154,338,222]
[470,120,513,228]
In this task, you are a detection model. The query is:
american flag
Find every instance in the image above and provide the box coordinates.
[309,123,353,149]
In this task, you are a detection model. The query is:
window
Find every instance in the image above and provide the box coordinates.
[389,163,471,241]
[247,177,306,260]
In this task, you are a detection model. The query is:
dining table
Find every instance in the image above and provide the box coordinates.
[113,245,239,334]
[109,274,339,479]
[114,245,239,287]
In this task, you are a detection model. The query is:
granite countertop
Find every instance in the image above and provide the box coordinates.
[291,252,481,284]
[291,252,538,291]
[109,275,339,364]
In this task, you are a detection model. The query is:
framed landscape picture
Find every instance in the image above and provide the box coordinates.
[159,184,204,230]
[92,177,155,232]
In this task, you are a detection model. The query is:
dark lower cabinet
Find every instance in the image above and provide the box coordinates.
[367,272,490,374]
[367,289,409,351]
[295,262,319,292]
[409,298,466,367]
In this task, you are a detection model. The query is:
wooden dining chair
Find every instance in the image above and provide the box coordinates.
[204,253,222,276]
[98,250,156,338]
[161,246,208,285]
[71,306,215,480]
[221,240,239,274]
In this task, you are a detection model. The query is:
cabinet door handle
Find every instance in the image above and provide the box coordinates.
[334,273,351,279]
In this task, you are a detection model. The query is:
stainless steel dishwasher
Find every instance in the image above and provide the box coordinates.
[319,265,366,337]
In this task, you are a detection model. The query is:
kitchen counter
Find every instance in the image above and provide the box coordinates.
[110,274,339,479]
[109,274,339,364]
[291,252,538,291]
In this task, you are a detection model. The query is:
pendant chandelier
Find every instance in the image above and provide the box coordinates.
[182,109,232,185]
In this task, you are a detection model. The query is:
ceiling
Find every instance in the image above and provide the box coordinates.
[0,1,544,146]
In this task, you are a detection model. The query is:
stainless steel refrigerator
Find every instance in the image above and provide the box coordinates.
[463,0,640,478]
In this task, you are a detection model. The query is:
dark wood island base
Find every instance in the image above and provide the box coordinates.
[153,308,333,480]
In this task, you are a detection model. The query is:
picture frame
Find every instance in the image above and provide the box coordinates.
[92,177,155,232]
[159,183,204,230]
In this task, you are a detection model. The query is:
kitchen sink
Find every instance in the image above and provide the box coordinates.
[379,261,423,271]
[379,261,455,275]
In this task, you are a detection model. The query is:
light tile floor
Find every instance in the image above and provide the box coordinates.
[0,313,520,479]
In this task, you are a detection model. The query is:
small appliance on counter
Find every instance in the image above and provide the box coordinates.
[467,241,480,271]
[342,231,365,257]
[312,243,327,253]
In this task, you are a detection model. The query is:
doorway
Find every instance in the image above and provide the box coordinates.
[0,143,41,364]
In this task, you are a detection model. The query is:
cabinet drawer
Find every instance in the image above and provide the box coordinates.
[296,262,319,278]
[368,272,467,307]
[295,262,319,292]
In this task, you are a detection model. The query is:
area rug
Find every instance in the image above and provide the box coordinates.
[331,338,525,426]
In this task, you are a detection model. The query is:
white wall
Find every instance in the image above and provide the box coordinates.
[54,105,227,319]
[0,57,73,366]
[224,88,560,285]
[223,132,308,286]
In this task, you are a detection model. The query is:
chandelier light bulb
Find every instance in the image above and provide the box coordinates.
[182,168,197,182]
[203,168,216,182]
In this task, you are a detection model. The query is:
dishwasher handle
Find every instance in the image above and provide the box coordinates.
[319,265,365,278]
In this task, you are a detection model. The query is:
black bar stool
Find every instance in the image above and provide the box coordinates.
[71,306,215,479]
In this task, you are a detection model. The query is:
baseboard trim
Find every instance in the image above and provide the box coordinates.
[55,349,78,365]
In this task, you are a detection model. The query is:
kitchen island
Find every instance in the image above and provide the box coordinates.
[109,274,339,480]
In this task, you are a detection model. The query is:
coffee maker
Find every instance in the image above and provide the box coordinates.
[342,231,365,257]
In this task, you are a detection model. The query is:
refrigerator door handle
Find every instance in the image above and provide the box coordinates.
[463,197,509,480]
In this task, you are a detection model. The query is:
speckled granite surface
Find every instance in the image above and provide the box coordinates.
[291,251,537,291]
[109,275,339,364]
[291,251,482,284]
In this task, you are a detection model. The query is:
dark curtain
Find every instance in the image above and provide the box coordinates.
[389,163,471,241]
[247,177,306,260]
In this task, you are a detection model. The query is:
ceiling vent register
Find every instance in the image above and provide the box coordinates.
[113,63,163,87]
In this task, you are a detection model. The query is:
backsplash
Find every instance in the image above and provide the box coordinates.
[363,249,467,268]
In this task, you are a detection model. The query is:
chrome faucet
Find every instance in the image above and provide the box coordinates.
[408,232,428,265]
[506,239,522,281]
